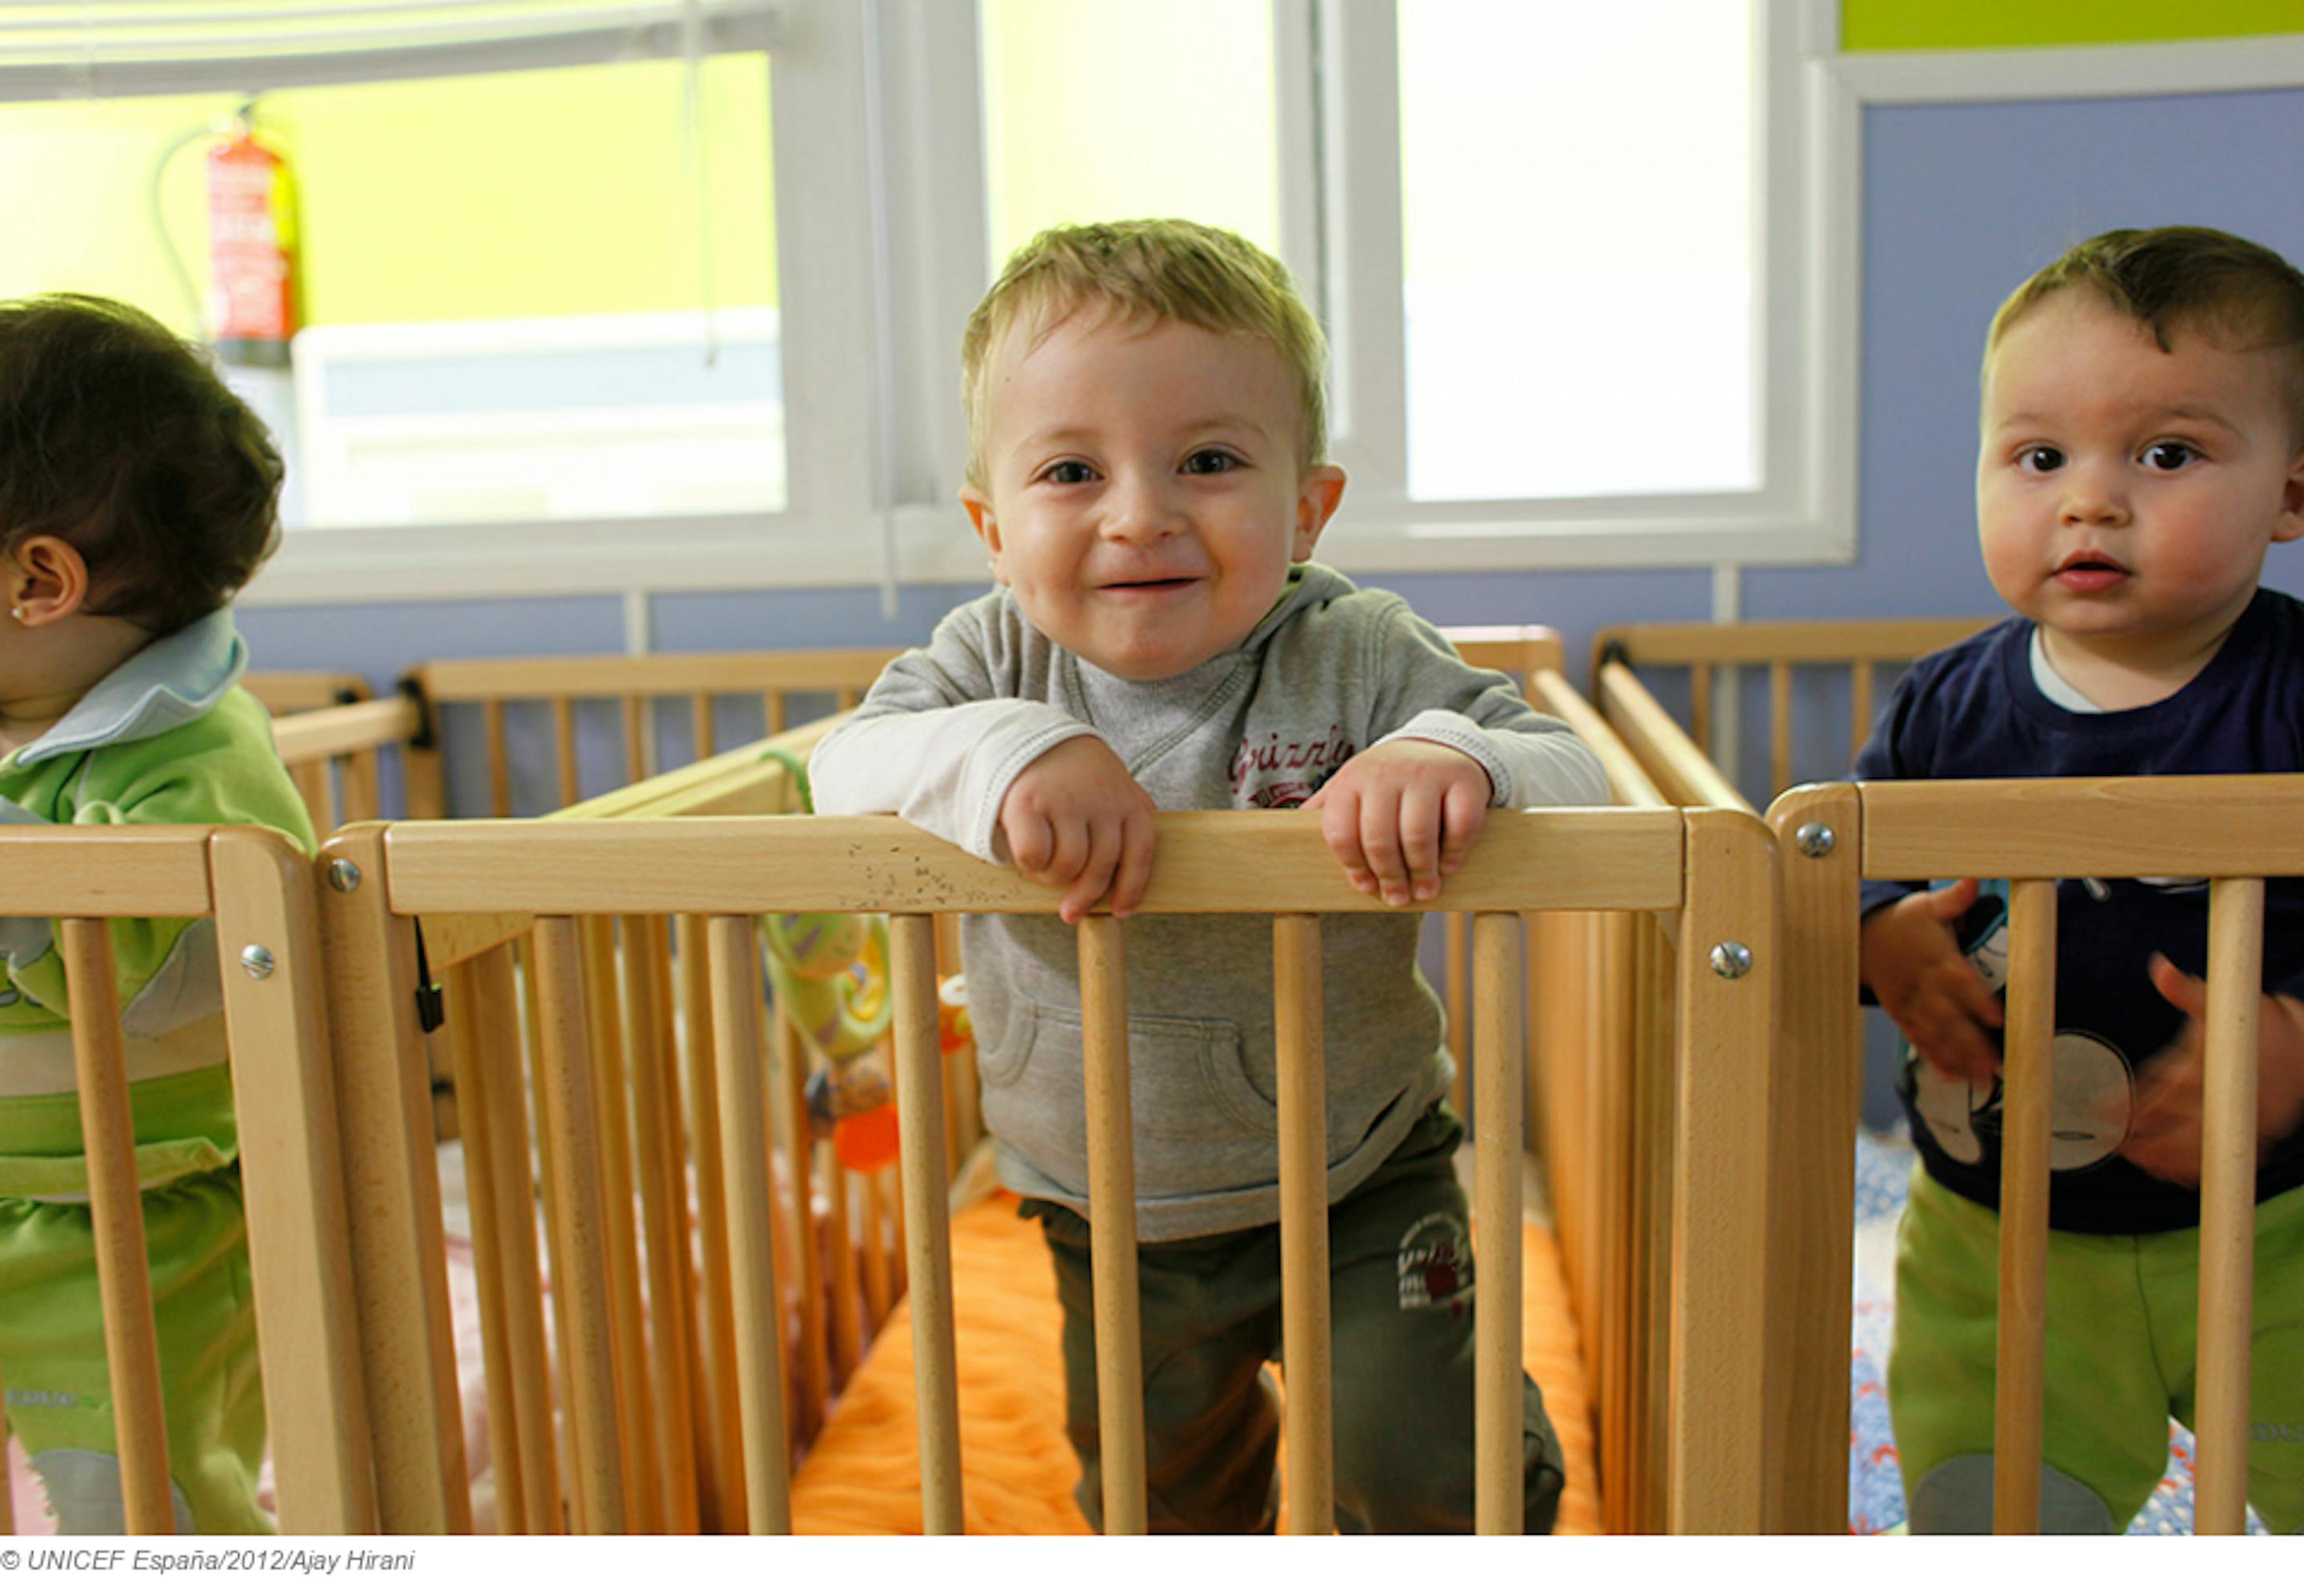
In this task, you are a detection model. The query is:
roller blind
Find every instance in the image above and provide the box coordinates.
[0,0,784,101]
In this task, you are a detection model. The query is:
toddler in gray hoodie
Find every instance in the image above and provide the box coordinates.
[811,219,1605,1533]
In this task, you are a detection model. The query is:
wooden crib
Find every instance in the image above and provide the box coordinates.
[10,635,1781,1536]
[1598,618,2295,1535]
[315,798,1778,1534]
[1765,774,2300,1534]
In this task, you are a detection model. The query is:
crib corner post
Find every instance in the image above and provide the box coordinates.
[1668,807,1777,1533]
[1761,782,1864,1534]
[210,826,378,1534]
[314,822,473,1533]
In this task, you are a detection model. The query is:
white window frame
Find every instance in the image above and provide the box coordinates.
[1277,0,1854,575]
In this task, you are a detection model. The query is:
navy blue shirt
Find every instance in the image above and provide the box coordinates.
[1854,587,2304,1234]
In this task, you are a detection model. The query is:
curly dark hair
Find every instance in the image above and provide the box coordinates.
[0,294,283,634]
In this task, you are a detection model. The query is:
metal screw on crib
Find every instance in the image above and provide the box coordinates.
[327,859,364,892]
[240,945,277,979]
[1793,823,1836,858]
[1708,941,1753,980]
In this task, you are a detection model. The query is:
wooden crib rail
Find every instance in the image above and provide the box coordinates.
[402,647,903,819]
[242,670,371,716]
[0,826,370,1534]
[271,692,426,833]
[1594,618,1994,804]
[1596,660,1750,815]
[323,805,1777,1535]
[1766,773,2304,1535]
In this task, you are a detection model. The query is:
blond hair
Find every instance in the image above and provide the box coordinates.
[1989,226,2304,439]
[960,219,1327,488]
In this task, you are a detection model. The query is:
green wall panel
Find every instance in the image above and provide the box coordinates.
[1844,0,2304,51]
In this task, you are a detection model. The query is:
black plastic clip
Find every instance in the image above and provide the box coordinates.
[394,674,439,752]
[412,920,446,1034]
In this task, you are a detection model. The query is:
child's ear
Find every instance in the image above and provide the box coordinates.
[1292,464,1347,562]
[4,535,90,626]
[2276,444,2304,545]
[960,483,1006,581]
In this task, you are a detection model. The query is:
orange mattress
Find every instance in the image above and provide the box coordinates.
[788,1190,1599,1534]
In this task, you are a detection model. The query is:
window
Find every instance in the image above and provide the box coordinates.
[1291,0,1846,571]
[0,0,1846,604]
[1397,0,1757,503]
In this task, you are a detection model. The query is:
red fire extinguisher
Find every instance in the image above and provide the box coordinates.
[205,113,299,370]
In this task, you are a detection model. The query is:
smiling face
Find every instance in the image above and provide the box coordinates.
[1977,290,2304,689]
[961,306,1346,682]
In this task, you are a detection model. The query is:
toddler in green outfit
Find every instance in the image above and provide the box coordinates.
[1,295,315,1532]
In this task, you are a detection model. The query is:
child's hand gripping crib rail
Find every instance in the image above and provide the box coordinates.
[318,803,1778,1534]
[1767,774,2304,1537]
[0,825,370,1533]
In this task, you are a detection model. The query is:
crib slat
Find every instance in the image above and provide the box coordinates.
[692,693,717,760]
[674,914,747,1532]
[442,955,531,1534]
[61,919,175,1534]
[1993,879,2057,1534]
[345,747,384,825]
[706,914,794,1534]
[516,934,582,1523]
[464,942,562,1533]
[484,700,511,818]
[862,1155,893,1331]
[294,758,338,835]
[1637,910,1678,1534]
[530,917,629,1534]
[549,698,578,810]
[1849,662,1874,766]
[577,916,656,1528]
[890,914,965,1534]
[1768,662,1792,801]
[2194,878,2264,1535]
[1444,912,1469,1114]
[622,916,702,1533]
[776,1014,832,1438]
[1079,917,1148,1535]
[1473,913,1526,1534]
[1272,914,1332,1534]
[1666,810,1774,1532]
[622,695,648,786]
[1690,662,1712,755]
[826,1156,866,1378]
[1606,914,1642,1530]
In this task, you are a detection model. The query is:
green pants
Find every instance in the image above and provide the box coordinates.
[0,1068,268,1534]
[1890,1169,2304,1534]
[1026,1102,1566,1534]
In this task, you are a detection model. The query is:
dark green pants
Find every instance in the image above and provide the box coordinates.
[1026,1103,1565,1534]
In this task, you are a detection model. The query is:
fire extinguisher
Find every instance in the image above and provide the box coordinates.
[205,110,299,370]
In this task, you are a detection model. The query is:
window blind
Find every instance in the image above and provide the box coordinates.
[0,0,783,101]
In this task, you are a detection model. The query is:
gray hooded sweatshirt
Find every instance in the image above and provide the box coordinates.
[810,562,1607,1239]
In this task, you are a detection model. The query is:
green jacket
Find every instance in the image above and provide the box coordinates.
[0,610,314,1194]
